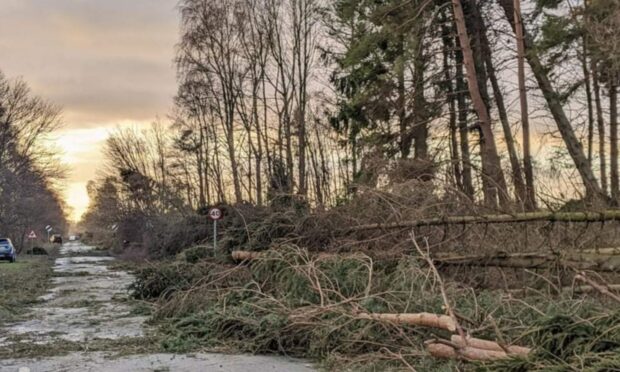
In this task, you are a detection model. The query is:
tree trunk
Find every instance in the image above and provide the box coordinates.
[442,21,463,190]
[479,20,527,207]
[455,47,475,199]
[497,0,606,201]
[583,38,595,164]
[592,61,607,194]
[397,35,411,159]
[412,31,428,160]
[452,0,508,209]
[610,77,619,201]
[514,0,536,210]
[197,125,206,208]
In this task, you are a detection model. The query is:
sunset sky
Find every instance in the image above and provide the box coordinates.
[0,0,179,221]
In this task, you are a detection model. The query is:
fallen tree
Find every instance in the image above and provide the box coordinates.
[433,252,620,272]
[232,250,620,272]
[341,210,620,233]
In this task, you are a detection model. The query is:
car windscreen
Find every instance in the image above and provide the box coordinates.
[0,239,8,244]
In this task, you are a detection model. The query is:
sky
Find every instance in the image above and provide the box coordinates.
[0,0,179,221]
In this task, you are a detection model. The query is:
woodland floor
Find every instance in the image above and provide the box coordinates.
[0,242,314,372]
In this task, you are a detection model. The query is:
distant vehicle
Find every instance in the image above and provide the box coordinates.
[50,234,63,244]
[69,235,77,241]
[0,238,16,263]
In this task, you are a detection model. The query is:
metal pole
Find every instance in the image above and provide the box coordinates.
[213,220,217,255]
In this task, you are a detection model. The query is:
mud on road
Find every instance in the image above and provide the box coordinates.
[0,242,314,372]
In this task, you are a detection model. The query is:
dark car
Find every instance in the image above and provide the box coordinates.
[50,234,62,244]
[0,238,16,263]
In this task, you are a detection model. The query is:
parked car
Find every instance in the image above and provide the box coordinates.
[50,234,62,244]
[0,238,16,263]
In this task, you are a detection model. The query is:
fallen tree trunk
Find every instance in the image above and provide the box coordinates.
[510,284,620,295]
[426,342,510,361]
[342,210,620,233]
[231,250,620,272]
[231,250,263,261]
[433,252,620,272]
[578,247,620,255]
[450,335,530,356]
[357,312,457,332]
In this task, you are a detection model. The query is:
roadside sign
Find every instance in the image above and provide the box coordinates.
[28,230,37,239]
[208,207,223,255]
[208,208,223,221]
[44,225,52,241]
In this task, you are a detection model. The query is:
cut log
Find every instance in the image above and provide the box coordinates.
[450,335,530,356]
[231,251,263,261]
[357,312,456,332]
[426,342,509,361]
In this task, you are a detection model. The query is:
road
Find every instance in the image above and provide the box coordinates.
[0,242,314,372]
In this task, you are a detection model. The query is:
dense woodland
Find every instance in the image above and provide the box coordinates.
[0,72,68,249]
[81,0,619,244]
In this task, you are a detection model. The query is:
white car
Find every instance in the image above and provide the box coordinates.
[69,235,77,241]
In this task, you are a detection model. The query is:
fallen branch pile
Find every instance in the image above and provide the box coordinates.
[133,242,620,370]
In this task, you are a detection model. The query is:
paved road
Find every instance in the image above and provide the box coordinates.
[0,242,314,372]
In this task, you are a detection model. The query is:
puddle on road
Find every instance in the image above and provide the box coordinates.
[0,242,146,344]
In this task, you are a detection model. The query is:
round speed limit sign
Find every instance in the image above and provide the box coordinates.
[208,207,223,221]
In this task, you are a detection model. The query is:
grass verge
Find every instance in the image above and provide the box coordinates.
[0,256,54,326]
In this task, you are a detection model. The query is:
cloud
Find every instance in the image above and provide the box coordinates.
[0,1,179,218]
[0,0,178,127]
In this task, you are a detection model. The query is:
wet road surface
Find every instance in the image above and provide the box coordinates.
[0,242,314,372]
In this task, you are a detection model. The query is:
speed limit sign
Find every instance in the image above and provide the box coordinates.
[208,207,223,221]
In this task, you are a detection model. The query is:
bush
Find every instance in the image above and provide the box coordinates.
[129,261,200,300]
[184,245,211,263]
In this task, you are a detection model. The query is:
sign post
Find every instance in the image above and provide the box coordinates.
[208,207,223,255]
[45,225,52,242]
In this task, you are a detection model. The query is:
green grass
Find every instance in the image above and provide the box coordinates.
[0,256,54,325]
